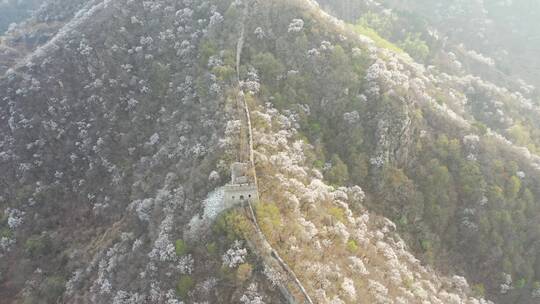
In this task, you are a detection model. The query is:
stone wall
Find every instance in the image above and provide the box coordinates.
[223,183,259,208]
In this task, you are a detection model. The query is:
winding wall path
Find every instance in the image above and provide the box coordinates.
[234,2,314,304]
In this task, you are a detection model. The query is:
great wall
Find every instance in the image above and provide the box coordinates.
[220,1,315,303]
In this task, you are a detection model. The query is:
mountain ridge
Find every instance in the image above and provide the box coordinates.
[1,0,540,303]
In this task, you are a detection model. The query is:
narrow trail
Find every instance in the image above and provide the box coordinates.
[234,2,314,304]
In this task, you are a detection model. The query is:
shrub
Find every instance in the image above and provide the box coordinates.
[506,175,521,199]
[472,122,488,135]
[515,278,527,289]
[252,52,285,86]
[236,263,253,282]
[40,276,65,303]
[206,242,218,255]
[24,234,52,257]
[399,33,430,62]
[346,239,359,253]
[175,239,188,256]
[256,203,282,241]
[0,228,12,239]
[219,264,235,281]
[307,121,322,138]
[328,206,346,223]
[508,123,532,146]
[212,65,235,82]
[472,283,485,297]
[176,275,194,299]
[326,154,349,185]
[313,159,325,170]
[214,210,252,240]
[199,40,218,66]
[420,239,432,252]
[353,24,403,54]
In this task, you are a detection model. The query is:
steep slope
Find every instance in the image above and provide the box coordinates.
[0,0,89,74]
[0,0,281,302]
[314,0,540,153]
[1,0,540,303]
[297,1,540,303]
[380,0,540,90]
[316,0,540,90]
[0,0,45,33]
[249,103,493,304]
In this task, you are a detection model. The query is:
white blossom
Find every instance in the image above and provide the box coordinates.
[288,19,304,33]
[241,69,261,94]
[147,133,160,146]
[532,286,540,298]
[0,236,15,253]
[254,27,265,39]
[463,134,480,146]
[466,49,495,66]
[349,256,369,275]
[78,39,93,56]
[133,199,153,222]
[7,208,24,229]
[209,12,223,27]
[240,283,265,304]
[263,264,286,286]
[148,214,176,262]
[451,275,469,292]
[112,290,144,304]
[341,277,356,300]
[352,47,362,58]
[307,48,320,57]
[368,279,389,301]
[500,273,513,294]
[343,111,360,124]
[208,171,220,181]
[222,241,247,268]
[140,36,154,46]
[320,41,333,52]
[370,155,385,168]
[177,254,194,274]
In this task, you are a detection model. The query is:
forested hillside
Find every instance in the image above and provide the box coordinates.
[317,0,540,89]
[0,0,44,33]
[313,1,540,303]
[1,0,540,303]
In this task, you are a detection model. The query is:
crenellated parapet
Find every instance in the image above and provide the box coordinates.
[223,162,259,209]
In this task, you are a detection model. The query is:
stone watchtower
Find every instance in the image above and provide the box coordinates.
[223,162,258,208]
